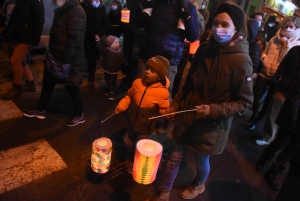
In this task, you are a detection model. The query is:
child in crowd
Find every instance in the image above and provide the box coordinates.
[102,35,125,100]
[115,55,170,171]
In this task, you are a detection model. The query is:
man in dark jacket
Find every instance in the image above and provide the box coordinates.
[23,0,87,127]
[2,0,44,100]
[81,0,110,90]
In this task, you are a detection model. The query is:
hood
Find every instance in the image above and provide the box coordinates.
[247,19,259,41]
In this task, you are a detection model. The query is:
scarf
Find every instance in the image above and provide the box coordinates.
[276,28,300,62]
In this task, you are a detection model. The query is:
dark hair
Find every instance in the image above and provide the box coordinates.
[250,12,263,19]
[202,0,207,4]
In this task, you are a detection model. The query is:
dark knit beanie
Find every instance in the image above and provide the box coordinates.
[268,15,276,23]
[105,35,118,47]
[214,2,245,33]
[146,56,170,79]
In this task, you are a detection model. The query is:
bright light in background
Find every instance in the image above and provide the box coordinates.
[275,0,298,10]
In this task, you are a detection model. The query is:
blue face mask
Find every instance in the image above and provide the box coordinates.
[212,26,236,43]
[91,1,100,8]
[111,5,117,10]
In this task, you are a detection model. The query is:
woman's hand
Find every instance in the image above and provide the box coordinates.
[95,34,100,41]
[195,105,211,118]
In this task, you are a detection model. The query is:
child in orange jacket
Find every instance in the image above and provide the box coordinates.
[115,55,170,170]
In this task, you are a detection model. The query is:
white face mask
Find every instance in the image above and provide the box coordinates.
[91,1,100,8]
[269,23,275,27]
[212,26,235,43]
[111,5,117,10]
[201,5,206,9]
[257,21,261,27]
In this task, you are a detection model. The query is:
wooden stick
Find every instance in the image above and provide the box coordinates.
[101,112,117,123]
[149,109,197,120]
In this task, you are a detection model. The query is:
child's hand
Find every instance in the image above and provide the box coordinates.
[95,34,100,41]
[115,108,121,114]
[165,106,176,121]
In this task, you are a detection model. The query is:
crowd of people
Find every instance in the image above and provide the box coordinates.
[0,0,299,200]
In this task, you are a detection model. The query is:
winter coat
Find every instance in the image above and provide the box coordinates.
[48,0,86,86]
[9,0,44,46]
[141,1,199,65]
[102,47,125,74]
[116,77,170,135]
[276,46,300,131]
[260,34,300,80]
[81,2,110,60]
[170,38,253,155]
[196,11,205,36]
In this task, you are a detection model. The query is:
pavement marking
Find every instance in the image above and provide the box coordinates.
[0,139,67,194]
[0,100,23,122]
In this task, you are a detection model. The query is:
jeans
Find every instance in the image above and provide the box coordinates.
[160,141,210,190]
[87,59,97,82]
[104,72,118,93]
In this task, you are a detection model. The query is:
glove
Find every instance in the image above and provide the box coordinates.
[165,106,176,122]
[177,5,191,20]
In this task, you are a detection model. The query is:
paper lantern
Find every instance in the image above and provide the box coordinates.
[91,137,112,174]
[132,139,163,184]
[121,10,130,23]
[189,40,200,54]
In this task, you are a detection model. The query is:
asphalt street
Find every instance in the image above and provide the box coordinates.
[0,51,281,201]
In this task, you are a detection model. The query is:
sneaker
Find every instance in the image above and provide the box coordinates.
[23,108,46,119]
[181,181,205,199]
[65,114,85,127]
[108,92,114,101]
[256,139,270,146]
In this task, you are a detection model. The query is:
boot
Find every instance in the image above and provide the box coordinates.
[146,186,170,201]
[255,150,274,171]
[2,83,22,100]
[181,181,205,199]
[23,80,36,92]
[265,163,286,191]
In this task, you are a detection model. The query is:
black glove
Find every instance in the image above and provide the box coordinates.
[178,5,191,20]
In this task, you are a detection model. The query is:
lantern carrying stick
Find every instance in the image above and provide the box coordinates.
[148,109,197,120]
[101,112,117,123]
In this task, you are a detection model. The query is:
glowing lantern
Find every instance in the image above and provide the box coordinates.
[121,9,130,23]
[132,139,163,184]
[189,40,200,54]
[91,137,112,174]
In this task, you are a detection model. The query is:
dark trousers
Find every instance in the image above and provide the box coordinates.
[88,59,97,82]
[265,127,300,164]
[38,70,83,117]
[251,75,278,124]
[104,72,118,93]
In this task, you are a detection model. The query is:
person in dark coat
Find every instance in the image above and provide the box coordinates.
[147,3,253,201]
[247,19,260,73]
[255,45,300,191]
[264,15,278,42]
[2,0,44,100]
[81,0,110,90]
[107,0,123,38]
[23,0,87,127]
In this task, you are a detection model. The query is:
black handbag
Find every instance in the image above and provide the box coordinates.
[45,50,71,79]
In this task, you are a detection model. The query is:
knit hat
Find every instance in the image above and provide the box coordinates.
[268,15,276,23]
[105,35,118,47]
[146,56,170,79]
[214,2,245,33]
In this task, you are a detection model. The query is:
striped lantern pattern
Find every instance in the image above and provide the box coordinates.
[121,10,130,23]
[91,137,112,174]
[132,139,163,184]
